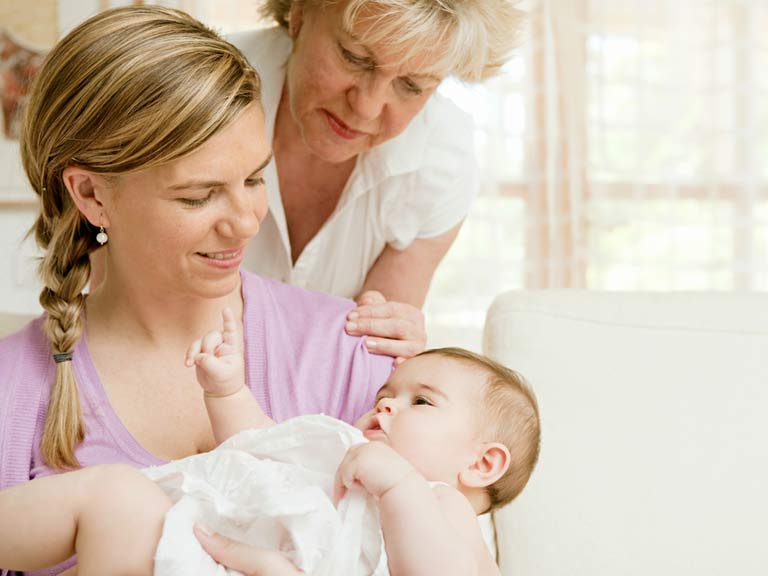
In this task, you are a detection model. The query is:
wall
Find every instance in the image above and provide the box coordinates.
[0,0,59,314]
[0,0,113,314]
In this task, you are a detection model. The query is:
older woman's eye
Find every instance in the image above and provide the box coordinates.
[340,44,374,70]
[399,78,424,96]
[245,177,265,188]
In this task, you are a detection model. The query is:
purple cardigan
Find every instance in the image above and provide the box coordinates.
[0,271,393,575]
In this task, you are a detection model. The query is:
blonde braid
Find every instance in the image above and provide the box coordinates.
[36,192,94,468]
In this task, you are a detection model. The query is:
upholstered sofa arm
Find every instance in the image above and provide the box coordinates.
[484,291,768,576]
[0,312,35,338]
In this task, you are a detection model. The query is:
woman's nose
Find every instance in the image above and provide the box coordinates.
[347,77,389,122]
[219,187,263,239]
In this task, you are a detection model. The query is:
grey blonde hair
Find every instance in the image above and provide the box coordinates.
[419,347,540,511]
[262,0,525,81]
[20,5,262,470]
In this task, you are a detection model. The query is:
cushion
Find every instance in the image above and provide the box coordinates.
[0,312,34,338]
[484,291,768,576]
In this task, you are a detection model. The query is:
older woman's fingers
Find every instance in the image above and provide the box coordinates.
[354,290,386,306]
[193,525,303,575]
[363,335,425,359]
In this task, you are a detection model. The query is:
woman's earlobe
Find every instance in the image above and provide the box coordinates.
[61,166,109,228]
[459,443,511,489]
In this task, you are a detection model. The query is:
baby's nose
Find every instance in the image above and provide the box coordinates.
[376,398,396,414]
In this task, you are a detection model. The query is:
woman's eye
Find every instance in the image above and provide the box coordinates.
[245,177,265,187]
[341,45,374,70]
[399,78,424,96]
[179,192,213,207]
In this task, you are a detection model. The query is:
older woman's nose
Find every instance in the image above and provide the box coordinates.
[347,78,389,122]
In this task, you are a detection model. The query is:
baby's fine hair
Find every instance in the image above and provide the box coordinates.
[418,347,540,511]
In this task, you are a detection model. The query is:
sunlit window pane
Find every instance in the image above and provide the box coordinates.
[586,198,734,290]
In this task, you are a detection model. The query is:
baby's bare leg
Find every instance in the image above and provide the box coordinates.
[0,464,171,575]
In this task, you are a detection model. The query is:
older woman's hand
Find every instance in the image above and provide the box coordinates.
[346,290,427,363]
[194,525,304,575]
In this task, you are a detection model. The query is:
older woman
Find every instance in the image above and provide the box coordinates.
[230,0,524,322]
[0,7,399,575]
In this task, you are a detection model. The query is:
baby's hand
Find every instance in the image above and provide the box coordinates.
[334,442,418,501]
[186,307,244,398]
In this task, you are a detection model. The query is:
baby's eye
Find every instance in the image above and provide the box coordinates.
[413,396,433,406]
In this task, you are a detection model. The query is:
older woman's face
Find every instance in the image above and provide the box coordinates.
[283,2,444,163]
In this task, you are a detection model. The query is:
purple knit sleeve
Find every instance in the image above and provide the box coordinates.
[244,274,394,424]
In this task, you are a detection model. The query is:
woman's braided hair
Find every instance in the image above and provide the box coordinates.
[20,5,261,469]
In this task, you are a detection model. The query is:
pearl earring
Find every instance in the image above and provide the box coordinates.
[96,226,109,246]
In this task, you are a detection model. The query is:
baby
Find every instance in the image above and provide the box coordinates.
[0,309,540,576]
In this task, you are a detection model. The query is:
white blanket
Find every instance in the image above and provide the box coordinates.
[142,415,387,576]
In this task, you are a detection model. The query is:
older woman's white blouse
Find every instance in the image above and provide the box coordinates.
[230,27,479,299]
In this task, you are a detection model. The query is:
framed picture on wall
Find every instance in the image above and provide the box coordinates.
[0,30,46,141]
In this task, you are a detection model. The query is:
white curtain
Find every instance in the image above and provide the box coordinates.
[425,0,768,351]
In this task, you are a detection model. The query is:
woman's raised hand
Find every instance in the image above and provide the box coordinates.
[346,290,427,363]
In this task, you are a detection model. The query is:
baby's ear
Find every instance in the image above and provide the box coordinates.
[459,442,510,489]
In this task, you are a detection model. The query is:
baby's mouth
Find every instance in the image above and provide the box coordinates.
[365,414,388,437]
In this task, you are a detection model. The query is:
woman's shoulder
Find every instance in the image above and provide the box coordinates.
[422,91,475,138]
[242,271,354,322]
[0,315,50,490]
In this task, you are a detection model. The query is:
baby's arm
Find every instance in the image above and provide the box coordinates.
[186,307,274,444]
[335,443,498,576]
[0,464,170,575]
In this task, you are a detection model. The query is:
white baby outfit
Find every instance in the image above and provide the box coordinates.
[144,415,389,576]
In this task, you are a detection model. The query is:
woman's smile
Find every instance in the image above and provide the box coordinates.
[195,248,246,269]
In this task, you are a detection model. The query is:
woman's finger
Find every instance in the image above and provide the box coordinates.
[354,290,386,306]
[193,525,303,575]
[364,335,425,359]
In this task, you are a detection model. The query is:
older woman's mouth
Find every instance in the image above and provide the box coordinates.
[323,110,365,140]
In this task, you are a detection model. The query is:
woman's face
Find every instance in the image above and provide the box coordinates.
[101,103,272,300]
[283,1,444,163]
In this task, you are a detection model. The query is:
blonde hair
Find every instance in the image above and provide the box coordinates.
[262,0,525,81]
[20,6,262,470]
[419,347,541,511]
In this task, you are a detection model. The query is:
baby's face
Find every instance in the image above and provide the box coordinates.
[354,355,487,484]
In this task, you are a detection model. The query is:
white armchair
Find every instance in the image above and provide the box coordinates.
[485,291,768,576]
